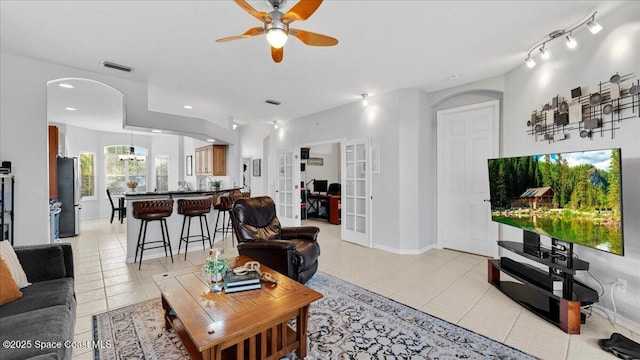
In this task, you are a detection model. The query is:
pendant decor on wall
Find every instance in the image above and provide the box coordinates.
[527,72,638,143]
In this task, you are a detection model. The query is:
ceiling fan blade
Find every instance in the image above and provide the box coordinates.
[216,27,265,42]
[233,0,271,22]
[271,46,284,63]
[283,0,323,23]
[290,28,338,46]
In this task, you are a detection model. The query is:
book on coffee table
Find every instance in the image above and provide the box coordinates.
[224,282,262,293]
[224,271,260,287]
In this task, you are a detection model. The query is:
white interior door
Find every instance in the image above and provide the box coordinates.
[341,138,372,248]
[276,149,301,227]
[437,100,499,257]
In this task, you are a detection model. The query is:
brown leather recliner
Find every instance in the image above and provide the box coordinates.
[231,196,320,284]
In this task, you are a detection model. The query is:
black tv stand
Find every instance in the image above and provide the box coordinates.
[488,236,598,334]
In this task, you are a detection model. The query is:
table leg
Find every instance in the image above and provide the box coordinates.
[296,305,310,359]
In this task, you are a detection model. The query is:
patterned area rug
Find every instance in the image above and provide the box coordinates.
[93,272,535,359]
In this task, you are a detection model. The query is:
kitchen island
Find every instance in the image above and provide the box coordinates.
[124,188,242,264]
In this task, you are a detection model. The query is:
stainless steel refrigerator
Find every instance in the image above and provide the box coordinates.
[57,157,80,237]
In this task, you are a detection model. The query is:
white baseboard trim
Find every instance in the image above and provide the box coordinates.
[373,243,437,255]
[590,304,640,335]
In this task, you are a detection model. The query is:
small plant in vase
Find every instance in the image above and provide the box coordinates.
[212,180,221,191]
[203,248,228,292]
[126,181,138,192]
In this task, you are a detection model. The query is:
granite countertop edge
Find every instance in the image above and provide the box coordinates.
[123,187,243,198]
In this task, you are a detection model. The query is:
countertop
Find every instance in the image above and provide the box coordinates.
[123,187,243,198]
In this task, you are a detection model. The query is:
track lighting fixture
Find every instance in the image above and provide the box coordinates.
[587,16,602,34]
[524,56,536,68]
[565,34,577,49]
[523,11,602,68]
[273,121,279,129]
[233,122,239,130]
[539,46,550,60]
[361,93,368,106]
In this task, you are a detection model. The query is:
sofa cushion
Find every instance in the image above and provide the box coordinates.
[0,277,75,318]
[0,258,23,305]
[15,245,66,282]
[0,305,73,360]
[0,240,31,288]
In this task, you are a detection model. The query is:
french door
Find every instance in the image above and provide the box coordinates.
[341,138,372,247]
[437,100,499,257]
[276,149,301,226]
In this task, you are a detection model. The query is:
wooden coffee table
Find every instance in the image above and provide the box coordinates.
[153,255,323,360]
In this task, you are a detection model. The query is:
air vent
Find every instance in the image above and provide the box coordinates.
[101,60,134,73]
[265,99,281,106]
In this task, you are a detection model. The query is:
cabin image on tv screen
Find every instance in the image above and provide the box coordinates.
[488,148,623,256]
[511,187,555,209]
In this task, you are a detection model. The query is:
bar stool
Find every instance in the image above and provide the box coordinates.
[132,199,174,270]
[213,193,243,245]
[177,197,213,260]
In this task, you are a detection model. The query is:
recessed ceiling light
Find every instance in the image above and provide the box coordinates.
[448,75,459,81]
[65,107,77,111]
[184,105,193,109]
[58,83,74,89]
[206,138,215,142]
[151,129,162,133]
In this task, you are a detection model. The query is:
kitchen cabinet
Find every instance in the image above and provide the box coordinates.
[195,145,227,176]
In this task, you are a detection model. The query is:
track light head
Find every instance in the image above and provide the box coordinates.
[524,56,536,68]
[566,34,577,49]
[587,19,602,34]
[539,46,550,60]
[273,121,279,129]
[361,93,368,106]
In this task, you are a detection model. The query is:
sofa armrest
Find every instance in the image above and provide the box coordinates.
[280,226,320,241]
[14,243,74,282]
[237,239,296,251]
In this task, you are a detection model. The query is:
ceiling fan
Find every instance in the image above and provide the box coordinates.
[216,0,338,63]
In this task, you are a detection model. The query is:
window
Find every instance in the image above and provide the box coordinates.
[104,145,148,195]
[155,155,169,192]
[79,152,96,199]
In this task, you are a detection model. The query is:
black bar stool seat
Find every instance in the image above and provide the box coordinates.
[132,199,174,270]
[177,197,213,260]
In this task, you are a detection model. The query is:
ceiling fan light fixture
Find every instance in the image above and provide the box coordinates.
[266,28,288,49]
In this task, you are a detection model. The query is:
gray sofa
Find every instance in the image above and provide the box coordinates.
[0,244,76,360]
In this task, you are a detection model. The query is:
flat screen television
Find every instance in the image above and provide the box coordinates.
[487,148,623,256]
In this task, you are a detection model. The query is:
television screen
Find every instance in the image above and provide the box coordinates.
[488,148,623,256]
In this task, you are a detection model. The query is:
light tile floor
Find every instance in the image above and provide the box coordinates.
[67,218,636,360]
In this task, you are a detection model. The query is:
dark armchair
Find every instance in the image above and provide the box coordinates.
[231,196,320,284]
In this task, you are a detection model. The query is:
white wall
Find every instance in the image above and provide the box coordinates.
[503,1,640,330]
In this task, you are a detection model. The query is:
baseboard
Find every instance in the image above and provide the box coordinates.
[590,304,640,335]
[373,243,437,255]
